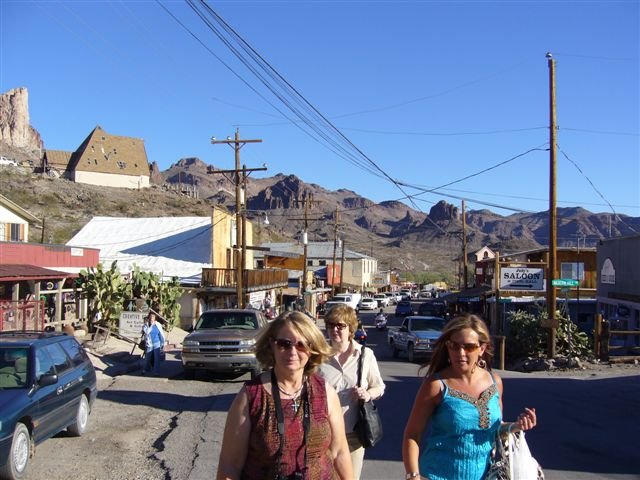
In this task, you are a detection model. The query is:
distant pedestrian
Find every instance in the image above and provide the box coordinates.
[142,313,165,375]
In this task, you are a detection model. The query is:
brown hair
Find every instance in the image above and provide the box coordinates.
[324,304,359,341]
[255,311,332,373]
[421,313,493,376]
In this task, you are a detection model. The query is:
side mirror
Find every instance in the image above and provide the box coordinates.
[38,374,59,387]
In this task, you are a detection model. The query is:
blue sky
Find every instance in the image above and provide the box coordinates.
[2,1,638,218]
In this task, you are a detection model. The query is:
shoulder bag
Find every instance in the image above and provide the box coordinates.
[486,428,544,480]
[354,347,383,448]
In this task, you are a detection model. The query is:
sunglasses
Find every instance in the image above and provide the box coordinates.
[445,340,481,353]
[273,338,309,353]
[325,322,348,331]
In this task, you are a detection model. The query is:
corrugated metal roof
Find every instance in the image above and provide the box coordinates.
[258,242,372,260]
[66,216,211,284]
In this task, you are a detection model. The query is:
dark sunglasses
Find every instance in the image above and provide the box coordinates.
[445,340,481,353]
[325,322,348,331]
[273,338,309,353]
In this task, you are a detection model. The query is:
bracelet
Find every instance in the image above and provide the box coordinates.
[405,473,420,479]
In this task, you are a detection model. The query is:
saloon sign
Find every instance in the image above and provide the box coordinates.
[499,267,544,291]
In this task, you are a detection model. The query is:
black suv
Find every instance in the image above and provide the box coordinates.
[0,331,97,479]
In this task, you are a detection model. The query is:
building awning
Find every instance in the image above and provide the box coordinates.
[0,265,79,282]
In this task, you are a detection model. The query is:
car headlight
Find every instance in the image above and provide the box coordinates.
[183,339,200,347]
[238,339,256,347]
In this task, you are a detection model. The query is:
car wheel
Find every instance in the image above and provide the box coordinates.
[68,394,90,436]
[0,422,31,480]
[408,343,415,363]
[183,367,196,380]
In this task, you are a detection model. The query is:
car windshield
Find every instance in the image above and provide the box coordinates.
[0,347,29,389]
[196,312,258,330]
[411,318,445,332]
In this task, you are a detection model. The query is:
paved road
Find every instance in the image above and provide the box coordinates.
[27,307,640,479]
[360,308,640,480]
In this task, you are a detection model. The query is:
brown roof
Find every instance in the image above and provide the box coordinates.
[68,126,150,177]
[0,264,78,282]
[44,150,73,171]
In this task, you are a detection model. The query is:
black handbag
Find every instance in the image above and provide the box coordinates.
[138,339,146,351]
[354,348,383,448]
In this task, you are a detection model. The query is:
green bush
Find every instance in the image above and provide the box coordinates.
[505,310,592,363]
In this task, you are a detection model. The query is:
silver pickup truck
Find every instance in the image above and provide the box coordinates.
[388,315,446,363]
[181,309,268,378]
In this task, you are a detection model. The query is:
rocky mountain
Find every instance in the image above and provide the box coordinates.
[2,87,639,285]
[0,87,44,162]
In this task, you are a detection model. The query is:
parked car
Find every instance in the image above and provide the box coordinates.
[324,293,361,313]
[395,300,414,317]
[373,294,389,308]
[0,331,98,480]
[384,292,398,305]
[181,309,269,379]
[358,297,378,311]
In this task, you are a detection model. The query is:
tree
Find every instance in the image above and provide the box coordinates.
[78,261,127,328]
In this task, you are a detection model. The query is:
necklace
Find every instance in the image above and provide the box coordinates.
[277,379,305,413]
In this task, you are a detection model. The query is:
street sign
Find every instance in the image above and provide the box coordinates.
[499,267,545,291]
[551,278,580,287]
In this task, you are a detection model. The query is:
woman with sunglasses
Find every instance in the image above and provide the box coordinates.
[402,313,537,480]
[318,305,386,479]
[216,311,354,480]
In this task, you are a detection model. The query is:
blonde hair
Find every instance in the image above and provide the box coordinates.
[255,311,332,373]
[324,304,359,341]
[422,313,493,376]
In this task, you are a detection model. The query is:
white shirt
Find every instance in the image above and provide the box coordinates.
[318,340,386,431]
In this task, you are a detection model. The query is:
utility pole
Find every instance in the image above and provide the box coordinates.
[546,52,558,358]
[209,129,263,308]
[462,200,468,290]
[339,238,346,291]
[331,207,340,296]
[288,196,322,298]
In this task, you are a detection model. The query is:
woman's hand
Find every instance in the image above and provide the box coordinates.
[354,386,371,402]
[514,407,537,431]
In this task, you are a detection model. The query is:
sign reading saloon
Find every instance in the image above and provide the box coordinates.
[499,267,544,291]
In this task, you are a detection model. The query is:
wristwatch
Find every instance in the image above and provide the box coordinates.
[405,473,420,479]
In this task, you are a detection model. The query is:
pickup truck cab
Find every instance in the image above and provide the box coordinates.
[181,309,268,379]
[388,315,446,363]
[324,293,361,313]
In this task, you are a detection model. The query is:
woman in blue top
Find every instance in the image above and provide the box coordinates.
[402,314,537,480]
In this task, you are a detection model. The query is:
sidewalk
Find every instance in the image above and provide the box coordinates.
[82,326,188,380]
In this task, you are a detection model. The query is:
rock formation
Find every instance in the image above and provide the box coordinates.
[0,87,44,155]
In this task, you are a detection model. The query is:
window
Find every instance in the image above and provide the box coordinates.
[10,224,20,241]
[36,348,56,378]
[307,260,313,266]
[319,260,326,266]
[560,262,585,281]
[60,338,86,367]
[45,343,72,374]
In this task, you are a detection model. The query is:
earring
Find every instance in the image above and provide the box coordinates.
[477,358,487,369]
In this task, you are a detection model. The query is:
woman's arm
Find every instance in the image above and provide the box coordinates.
[216,387,251,480]
[326,382,354,480]
[495,371,537,433]
[402,377,441,478]
[362,349,385,401]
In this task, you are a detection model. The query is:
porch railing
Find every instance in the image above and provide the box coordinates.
[201,268,288,291]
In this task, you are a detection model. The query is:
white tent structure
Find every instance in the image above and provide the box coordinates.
[67,216,211,285]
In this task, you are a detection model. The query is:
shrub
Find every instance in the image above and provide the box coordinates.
[505,310,592,364]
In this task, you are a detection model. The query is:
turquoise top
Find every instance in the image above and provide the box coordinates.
[419,372,502,480]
